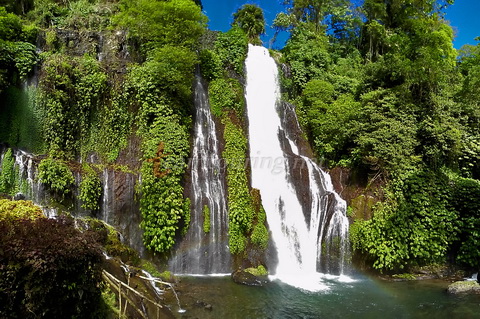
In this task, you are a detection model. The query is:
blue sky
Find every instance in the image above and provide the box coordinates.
[201,0,480,50]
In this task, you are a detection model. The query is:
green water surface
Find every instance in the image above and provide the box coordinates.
[169,275,480,319]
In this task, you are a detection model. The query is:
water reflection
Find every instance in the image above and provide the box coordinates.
[169,274,480,319]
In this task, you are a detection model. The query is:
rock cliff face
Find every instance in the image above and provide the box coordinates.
[0,27,148,254]
[38,29,132,70]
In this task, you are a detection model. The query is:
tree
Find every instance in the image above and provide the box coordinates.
[232,4,265,44]
[115,0,207,50]
[0,0,34,15]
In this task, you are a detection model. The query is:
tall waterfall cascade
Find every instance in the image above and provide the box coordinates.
[169,76,231,274]
[245,45,350,291]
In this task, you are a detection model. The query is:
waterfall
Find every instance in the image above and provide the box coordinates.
[169,75,231,274]
[245,45,350,291]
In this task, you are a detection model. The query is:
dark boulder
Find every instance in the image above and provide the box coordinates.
[231,269,269,287]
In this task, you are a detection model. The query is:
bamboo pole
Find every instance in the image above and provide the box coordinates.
[103,270,165,310]
[102,272,147,319]
[118,281,122,319]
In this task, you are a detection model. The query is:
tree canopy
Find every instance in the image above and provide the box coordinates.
[232,4,265,44]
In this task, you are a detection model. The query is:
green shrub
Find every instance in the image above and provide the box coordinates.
[351,171,459,271]
[208,78,244,117]
[214,26,248,75]
[38,157,74,195]
[203,204,210,233]
[79,164,102,211]
[199,49,222,81]
[139,115,190,253]
[38,54,107,158]
[222,117,255,254]
[0,199,44,222]
[0,148,16,195]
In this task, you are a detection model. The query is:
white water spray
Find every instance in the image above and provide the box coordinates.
[245,45,350,291]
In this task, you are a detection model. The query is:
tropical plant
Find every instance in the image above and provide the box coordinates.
[232,4,265,44]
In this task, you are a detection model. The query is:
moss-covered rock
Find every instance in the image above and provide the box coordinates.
[447,281,480,294]
[231,266,269,286]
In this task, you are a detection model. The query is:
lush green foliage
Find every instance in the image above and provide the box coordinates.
[38,157,74,195]
[23,0,117,30]
[138,114,191,253]
[245,264,268,276]
[128,45,198,114]
[79,163,102,211]
[451,176,480,267]
[232,4,265,44]
[126,45,196,252]
[214,26,248,75]
[222,117,254,254]
[114,0,206,51]
[0,198,44,222]
[203,204,210,233]
[350,171,458,271]
[111,0,206,253]
[0,7,37,92]
[199,49,222,81]
[208,77,244,117]
[0,216,104,318]
[0,148,16,195]
[274,0,480,272]
[38,54,107,158]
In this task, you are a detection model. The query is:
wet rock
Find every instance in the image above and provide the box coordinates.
[447,281,480,294]
[231,269,269,287]
[13,193,25,200]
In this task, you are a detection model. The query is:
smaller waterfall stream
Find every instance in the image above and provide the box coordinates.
[245,45,350,291]
[169,75,231,274]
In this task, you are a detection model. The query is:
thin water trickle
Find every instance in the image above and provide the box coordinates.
[245,44,350,291]
[169,75,231,274]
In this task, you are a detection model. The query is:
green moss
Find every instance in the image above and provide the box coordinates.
[392,273,417,280]
[245,265,268,277]
[140,260,162,278]
[158,270,174,282]
[100,286,119,318]
[0,199,44,222]
[203,204,211,233]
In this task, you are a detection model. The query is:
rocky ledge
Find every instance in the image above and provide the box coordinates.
[447,281,480,294]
